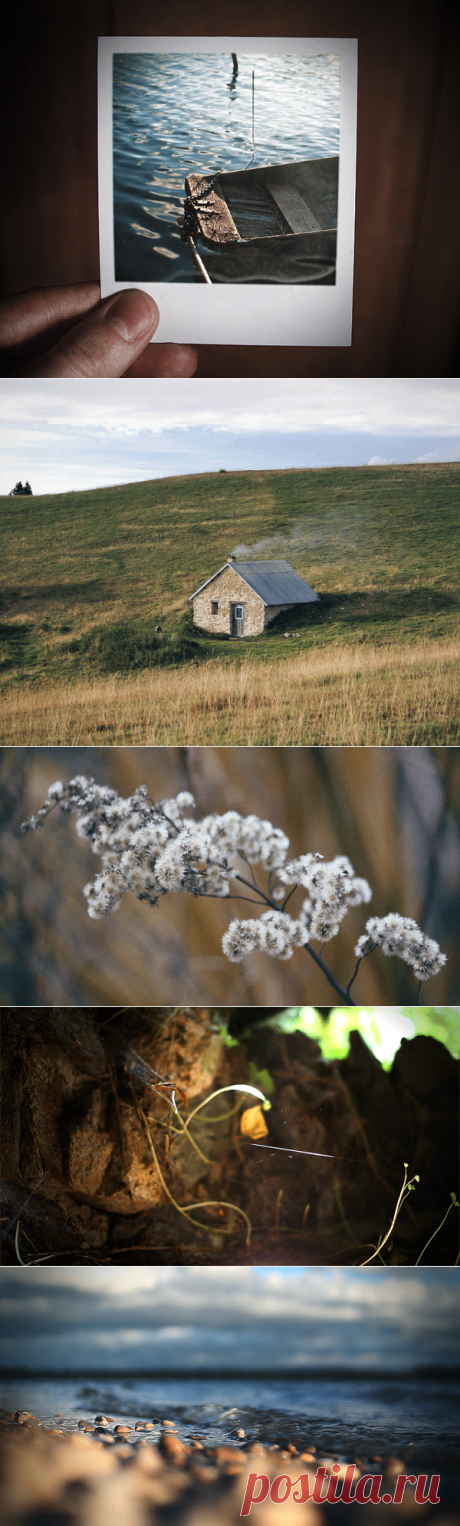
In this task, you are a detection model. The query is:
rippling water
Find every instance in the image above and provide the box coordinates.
[1,1375,458,1460]
[113,52,340,282]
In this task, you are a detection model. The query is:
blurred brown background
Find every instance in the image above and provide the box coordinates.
[2,0,459,376]
[1,746,458,1006]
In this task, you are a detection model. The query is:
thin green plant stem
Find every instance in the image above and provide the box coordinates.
[139,1106,249,1242]
[171,1112,212,1166]
[360,1163,419,1265]
[184,1083,267,1131]
[14,1223,26,1265]
[20,1251,108,1265]
[189,1101,244,1123]
[185,1200,252,1247]
[415,1194,459,1265]
[139,1106,214,1230]
[140,1076,213,1165]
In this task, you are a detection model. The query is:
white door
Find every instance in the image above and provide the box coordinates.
[231,603,245,636]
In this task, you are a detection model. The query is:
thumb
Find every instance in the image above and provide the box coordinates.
[32,289,160,377]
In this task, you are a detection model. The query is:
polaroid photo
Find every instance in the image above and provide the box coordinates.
[98,36,357,346]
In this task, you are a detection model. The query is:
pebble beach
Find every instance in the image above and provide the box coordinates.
[1,1406,458,1525]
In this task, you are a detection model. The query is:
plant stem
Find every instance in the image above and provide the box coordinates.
[302,942,356,1005]
[360,1164,417,1265]
[185,1200,252,1246]
[234,873,274,907]
[346,957,363,997]
[232,873,359,1002]
[415,1196,459,1264]
[14,1223,26,1266]
[139,1106,250,1242]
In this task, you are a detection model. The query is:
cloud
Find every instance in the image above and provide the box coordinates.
[368,456,397,465]
[1,379,459,441]
[0,1269,457,1373]
[415,442,460,463]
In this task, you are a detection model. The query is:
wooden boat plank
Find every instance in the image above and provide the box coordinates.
[267,181,321,233]
[218,158,338,232]
[200,228,337,284]
[294,180,337,231]
[185,173,239,244]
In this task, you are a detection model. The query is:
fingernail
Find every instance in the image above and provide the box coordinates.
[103,289,158,342]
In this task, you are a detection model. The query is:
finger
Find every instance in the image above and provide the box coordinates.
[0,284,101,356]
[126,343,198,378]
[31,289,160,377]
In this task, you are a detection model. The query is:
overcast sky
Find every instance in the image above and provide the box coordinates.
[0,378,458,496]
[0,1268,457,1373]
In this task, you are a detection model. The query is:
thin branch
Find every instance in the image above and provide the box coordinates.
[233,873,274,907]
[206,892,270,906]
[237,850,261,894]
[346,956,363,997]
[302,941,356,1005]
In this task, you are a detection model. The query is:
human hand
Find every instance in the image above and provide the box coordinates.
[0,283,197,378]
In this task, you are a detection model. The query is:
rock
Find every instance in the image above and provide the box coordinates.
[159,1433,189,1466]
[391,1035,458,1100]
[190,1463,219,1482]
[214,1446,246,1465]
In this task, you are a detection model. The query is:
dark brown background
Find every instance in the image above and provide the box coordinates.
[2,0,460,377]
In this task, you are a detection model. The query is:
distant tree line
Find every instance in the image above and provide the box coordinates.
[10,481,33,496]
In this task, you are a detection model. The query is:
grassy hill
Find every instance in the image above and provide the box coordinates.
[0,462,459,692]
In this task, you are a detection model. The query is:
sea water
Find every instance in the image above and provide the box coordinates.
[1,1375,458,1461]
[113,52,340,282]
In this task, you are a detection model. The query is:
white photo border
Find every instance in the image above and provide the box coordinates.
[98,36,357,347]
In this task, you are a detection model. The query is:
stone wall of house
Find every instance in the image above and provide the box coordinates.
[264,604,293,625]
[192,565,267,636]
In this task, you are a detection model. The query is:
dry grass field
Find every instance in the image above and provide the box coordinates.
[2,635,458,746]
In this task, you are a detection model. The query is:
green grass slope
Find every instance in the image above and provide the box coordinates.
[0,462,459,686]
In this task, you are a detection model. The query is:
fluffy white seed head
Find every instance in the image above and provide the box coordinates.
[199,811,290,871]
[20,777,447,989]
[355,915,447,980]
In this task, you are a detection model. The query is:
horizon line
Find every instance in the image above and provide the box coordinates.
[1,1365,459,1381]
[1,458,456,500]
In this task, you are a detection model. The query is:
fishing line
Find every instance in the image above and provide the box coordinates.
[251,1144,365,1164]
[244,70,256,168]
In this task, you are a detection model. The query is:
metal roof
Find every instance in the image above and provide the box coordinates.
[189,559,319,605]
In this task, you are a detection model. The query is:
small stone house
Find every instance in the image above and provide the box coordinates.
[189,556,319,638]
